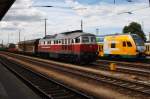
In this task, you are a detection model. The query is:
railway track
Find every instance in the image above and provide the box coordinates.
[0,56,92,99]
[97,59,150,70]
[92,62,150,78]
[1,52,150,97]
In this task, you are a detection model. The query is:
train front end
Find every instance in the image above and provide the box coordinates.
[79,34,98,63]
[131,34,146,58]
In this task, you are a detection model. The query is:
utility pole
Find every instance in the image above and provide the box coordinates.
[1,40,3,47]
[81,20,83,31]
[96,28,99,35]
[149,32,150,41]
[141,21,144,30]
[44,18,48,37]
[114,0,116,4]
[8,33,9,44]
[19,30,21,42]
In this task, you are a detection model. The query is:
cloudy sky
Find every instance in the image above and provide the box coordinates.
[0,0,150,44]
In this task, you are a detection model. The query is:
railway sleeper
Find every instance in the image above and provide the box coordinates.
[47,89,67,94]
[53,94,77,99]
[128,85,137,88]
[50,92,72,98]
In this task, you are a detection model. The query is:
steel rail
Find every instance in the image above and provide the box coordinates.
[0,56,92,99]
[2,53,150,96]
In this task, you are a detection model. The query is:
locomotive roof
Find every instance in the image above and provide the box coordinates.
[41,30,95,41]
[18,39,40,44]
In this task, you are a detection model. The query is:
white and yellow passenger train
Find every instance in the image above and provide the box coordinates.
[145,41,150,56]
[96,34,146,58]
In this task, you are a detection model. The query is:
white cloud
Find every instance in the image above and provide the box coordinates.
[0,0,150,44]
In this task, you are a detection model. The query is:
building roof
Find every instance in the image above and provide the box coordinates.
[0,0,15,20]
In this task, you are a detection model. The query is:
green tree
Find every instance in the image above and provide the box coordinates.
[122,22,146,42]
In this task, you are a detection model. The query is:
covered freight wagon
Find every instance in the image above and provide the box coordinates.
[18,39,40,54]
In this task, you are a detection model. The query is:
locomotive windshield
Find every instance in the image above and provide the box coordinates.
[82,36,96,43]
[131,34,145,46]
[82,37,89,43]
[91,36,96,43]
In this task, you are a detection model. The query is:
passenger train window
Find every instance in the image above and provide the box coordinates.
[59,40,61,44]
[127,41,132,47]
[71,39,74,43]
[111,43,116,48]
[48,41,50,44]
[123,41,126,47]
[62,40,64,44]
[68,39,70,44]
[75,38,80,43]
[82,37,89,43]
[65,39,67,44]
[56,40,58,44]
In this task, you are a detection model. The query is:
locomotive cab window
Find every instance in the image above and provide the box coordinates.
[91,36,96,43]
[123,41,126,47]
[127,41,132,47]
[82,37,89,43]
[111,43,116,48]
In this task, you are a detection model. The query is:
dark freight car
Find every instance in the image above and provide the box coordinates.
[18,39,39,54]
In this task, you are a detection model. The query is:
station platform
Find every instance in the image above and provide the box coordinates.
[0,63,41,99]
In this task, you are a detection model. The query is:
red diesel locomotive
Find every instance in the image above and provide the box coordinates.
[18,30,98,64]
